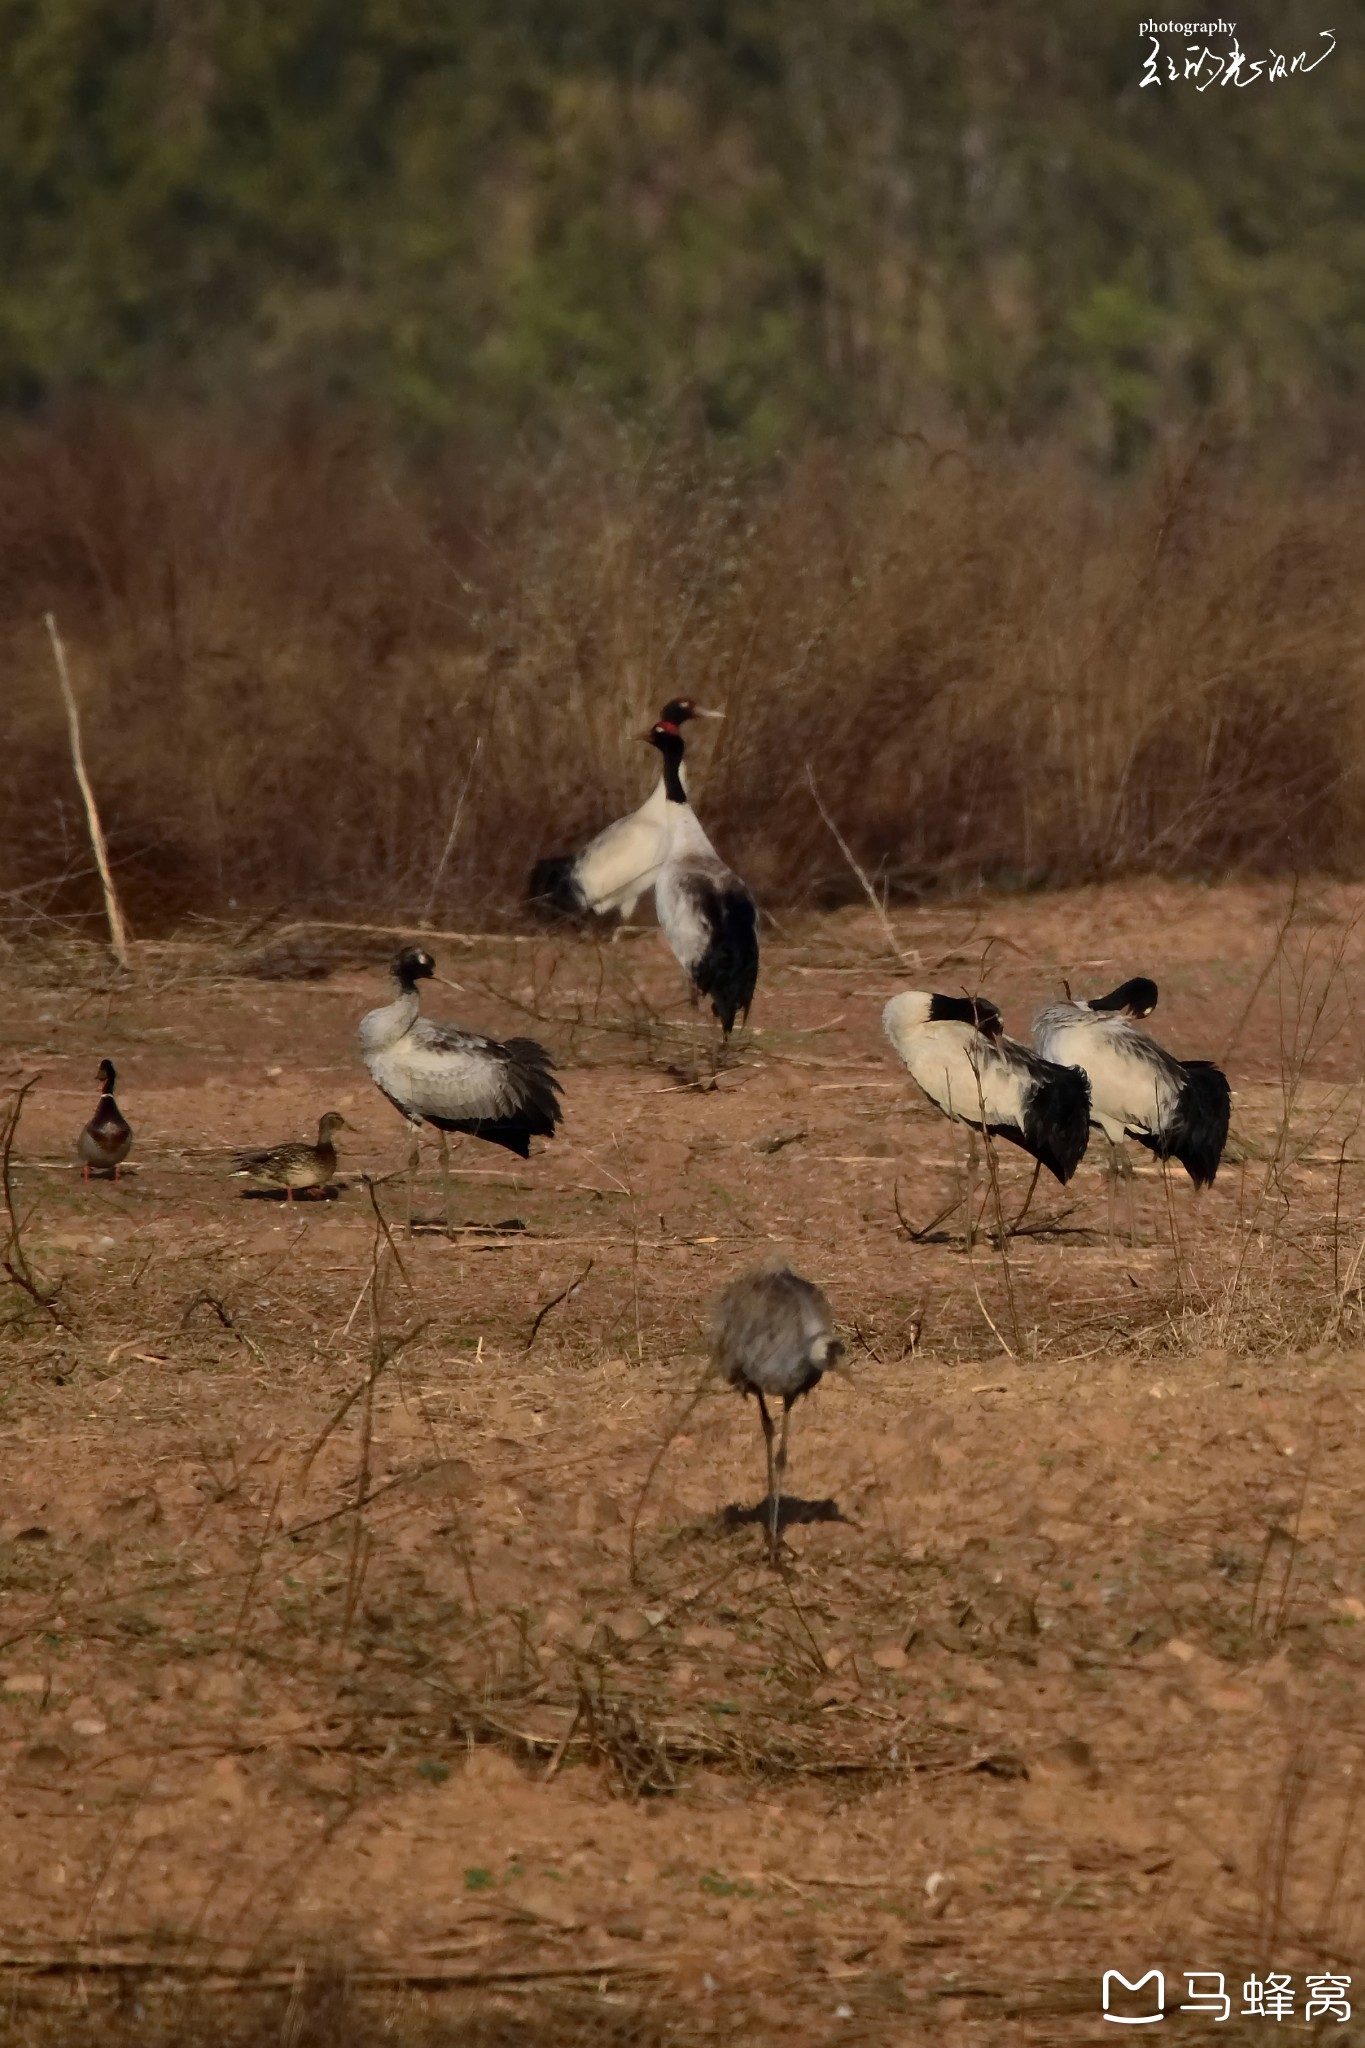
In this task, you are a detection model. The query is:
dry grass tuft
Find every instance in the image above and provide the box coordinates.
[3,407,1365,933]
[8,1976,669,2048]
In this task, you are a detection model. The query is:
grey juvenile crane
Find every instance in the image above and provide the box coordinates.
[359,948,563,1234]
[77,1059,132,1181]
[709,1258,844,1560]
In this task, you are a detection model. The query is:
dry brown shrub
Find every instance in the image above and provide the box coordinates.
[2,404,1363,933]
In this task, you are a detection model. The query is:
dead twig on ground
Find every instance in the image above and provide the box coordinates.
[1,1078,76,1330]
[523,1258,594,1351]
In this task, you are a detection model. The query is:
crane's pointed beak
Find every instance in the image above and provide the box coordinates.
[434,974,466,994]
[693,705,725,719]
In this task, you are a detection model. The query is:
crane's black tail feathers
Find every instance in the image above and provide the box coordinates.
[527,856,588,921]
[1138,1059,1230,1187]
[696,889,760,1036]
[426,1038,564,1157]
[1009,1062,1092,1183]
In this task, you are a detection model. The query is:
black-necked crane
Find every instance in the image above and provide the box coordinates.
[709,1258,845,1561]
[528,697,724,924]
[77,1059,132,1181]
[883,992,1091,1245]
[1032,975,1230,1243]
[645,716,758,1075]
[231,1111,352,1201]
[359,947,563,1235]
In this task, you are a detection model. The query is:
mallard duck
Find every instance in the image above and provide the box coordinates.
[77,1059,132,1180]
[230,1111,351,1200]
[359,948,562,1235]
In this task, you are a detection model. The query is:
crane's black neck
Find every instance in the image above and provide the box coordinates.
[1090,976,1157,1016]
[655,727,687,804]
[929,994,1000,1033]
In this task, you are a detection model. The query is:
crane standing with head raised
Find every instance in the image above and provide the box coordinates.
[359,948,563,1236]
[645,714,758,1078]
[528,698,724,925]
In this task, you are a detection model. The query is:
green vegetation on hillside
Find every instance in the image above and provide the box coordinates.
[1,0,1361,455]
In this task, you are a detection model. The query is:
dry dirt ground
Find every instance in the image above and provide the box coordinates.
[6,881,1365,2046]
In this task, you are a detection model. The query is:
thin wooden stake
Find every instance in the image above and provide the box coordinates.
[45,613,130,970]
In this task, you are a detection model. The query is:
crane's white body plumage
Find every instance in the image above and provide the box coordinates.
[529,695,721,922]
[360,982,560,1151]
[1032,980,1229,1187]
[545,770,686,921]
[1032,1004,1179,1147]
[649,727,758,1039]
[882,991,1090,1183]
[359,952,561,1244]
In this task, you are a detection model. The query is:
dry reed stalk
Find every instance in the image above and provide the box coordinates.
[44,612,131,969]
[805,765,911,965]
[7,417,1365,926]
[420,732,484,922]
[627,1357,713,1584]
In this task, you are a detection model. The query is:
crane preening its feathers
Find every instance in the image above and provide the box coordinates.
[646,716,758,1072]
[883,991,1091,1244]
[710,1258,845,1561]
[528,698,724,924]
[1033,975,1231,1242]
[359,947,563,1235]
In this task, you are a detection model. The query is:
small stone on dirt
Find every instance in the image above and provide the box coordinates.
[2,1673,49,1696]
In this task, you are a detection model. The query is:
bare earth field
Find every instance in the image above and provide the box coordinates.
[5,880,1365,2046]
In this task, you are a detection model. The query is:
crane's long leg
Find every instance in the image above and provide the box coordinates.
[775,1399,794,1552]
[1125,1149,1138,1249]
[755,1391,778,1560]
[405,1129,421,1239]
[437,1129,454,1239]
[965,1128,979,1251]
[1105,1139,1120,1250]
[1007,1159,1042,1241]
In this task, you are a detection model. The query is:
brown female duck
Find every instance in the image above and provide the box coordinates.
[230,1111,351,1200]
